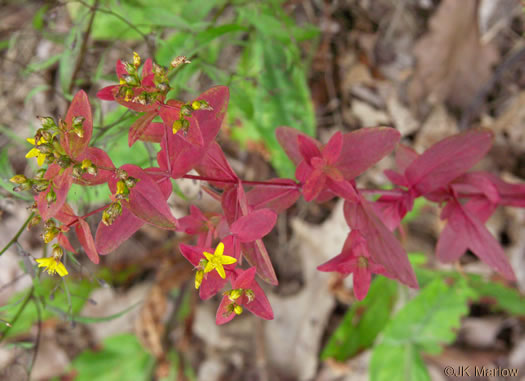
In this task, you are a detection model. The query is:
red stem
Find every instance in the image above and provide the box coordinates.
[65,203,110,228]
[181,174,301,189]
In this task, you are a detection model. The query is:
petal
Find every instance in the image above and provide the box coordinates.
[56,262,69,277]
[220,255,237,265]
[216,264,226,279]
[215,241,225,256]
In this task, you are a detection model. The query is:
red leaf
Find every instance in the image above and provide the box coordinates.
[302,168,326,201]
[230,209,277,242]
[276,127,319,166]
[74,147,115,186]
[243,278,274,320]
[36,165,73,221]
[405,129,493,194]
[298,135,322,163]
[60,90,93,159]
[75,218,99,264]
[395,144,419,173]
[191,86,229,144]
[139,122,165,143]
[195,142,238,188]
[96,85,118,101]
[95,208,144,255]
[333,127,400,180]
[436,199,515,280]
[343,196,418,289]
[116,59,127,78]
[322,131,343,164]
[246,179,300,213]
[110,165,177,230]
[128,111,157,147]
[241,240,278,285]
[216,295,237,325]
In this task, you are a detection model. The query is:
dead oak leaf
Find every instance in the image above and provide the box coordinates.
[408,0,498,110]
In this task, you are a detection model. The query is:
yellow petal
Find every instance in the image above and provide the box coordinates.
[36,257,53,267]
[204,261,214,274]
[25,147,40,158]
[56,262,68,277]
[37,153,46,166]
[215,242,224,256]
[26,138,35,145]
[220,255,237,265]
[216,264,226,279]
[203,252,214,261]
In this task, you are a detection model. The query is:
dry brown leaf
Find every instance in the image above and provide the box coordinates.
[408,0,498,110]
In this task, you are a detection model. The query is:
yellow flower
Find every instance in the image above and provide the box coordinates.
[36,257,68,277]
[25,137,48,166]
[203,242,236,279]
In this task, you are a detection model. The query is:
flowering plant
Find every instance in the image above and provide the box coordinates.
[10,53,525,325]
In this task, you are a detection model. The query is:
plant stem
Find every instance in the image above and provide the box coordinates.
[182,174,301,189]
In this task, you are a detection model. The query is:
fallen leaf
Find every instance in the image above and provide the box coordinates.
[408,0,498,110]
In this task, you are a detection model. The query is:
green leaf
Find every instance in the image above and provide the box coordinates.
[321,277,397,361]
[469,276,525,316]
[70,333,154,381]
[24,54,61,75]
[371,343,430,381]
[370,279,475,381]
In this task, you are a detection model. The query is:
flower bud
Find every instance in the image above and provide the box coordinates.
[101,202,123,226]
[72,164,84,179]
[191,100,201,110]
[52,244,64,259]
[40,130,53,141]
[46,188,56,203]
[39,116,56,129]
[125,88,134,102]
[228,289,243,301]
[42,227,58,243]
[133,52,141,68]
[35,169,46,179]
[172,120,183,134]
[86,165,97,176]
[81,159,92,169]
[124,177,138,188]
[170,55,191,68]
[10,174,27,184]
[125,62,136,75]
[28,215,42,229]
[116,168,128,180]
[72,116,85,128]
[32,179,49,193]
[181,104,193,117]
[245,289,255,303]
[122,74,139,87]
[57,155,72,168]
[234,304,243,315]
[157,83,169,93]
[195,270,204,289]
[116,180,128,196]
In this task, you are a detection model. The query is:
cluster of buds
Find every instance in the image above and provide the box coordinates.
[172,99,213,134]
[42,219,59,243]
[101,169,138,226]
[72,159,98,179]
[222,288,256,317]
[24,116,64,167]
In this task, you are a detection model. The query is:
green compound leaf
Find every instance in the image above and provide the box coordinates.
[321,277,397,361]
[370,278,475,381]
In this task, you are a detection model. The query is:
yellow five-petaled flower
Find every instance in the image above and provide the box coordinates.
[36,257,68,277]
[25,137,47,166]
[203,242,236,279]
